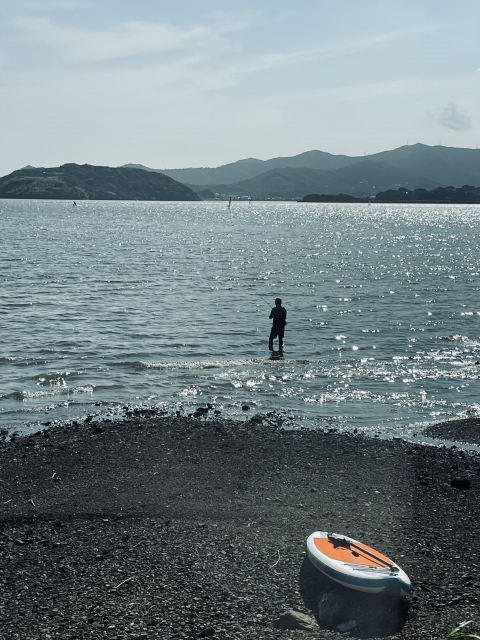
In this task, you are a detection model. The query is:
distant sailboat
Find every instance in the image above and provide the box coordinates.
[227,196,232,208]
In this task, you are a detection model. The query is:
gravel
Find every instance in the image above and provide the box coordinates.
[0,412,479,639]
[424,418,480,446]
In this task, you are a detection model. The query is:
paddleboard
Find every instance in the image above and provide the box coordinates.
[306,531,411,597]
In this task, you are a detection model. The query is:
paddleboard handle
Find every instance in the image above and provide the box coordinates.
[327,534,399,572]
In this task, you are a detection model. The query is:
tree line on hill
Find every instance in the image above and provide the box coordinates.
[375,185,480,203]
[300,185,480,204]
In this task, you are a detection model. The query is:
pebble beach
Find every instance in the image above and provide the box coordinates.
[0,411,479,640]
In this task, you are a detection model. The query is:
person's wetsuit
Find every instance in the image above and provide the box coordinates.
[269,304,287,352]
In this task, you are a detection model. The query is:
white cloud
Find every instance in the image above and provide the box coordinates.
[239,25,439,74]
[11,15,438,75]
[14,17,231,62]
[428,102,472,131]
[3,16,441,105]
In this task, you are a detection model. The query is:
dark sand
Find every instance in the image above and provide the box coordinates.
[0,411,479,639]
[425,418,480,447]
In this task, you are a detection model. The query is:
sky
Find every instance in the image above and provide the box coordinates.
[1,0,480,175]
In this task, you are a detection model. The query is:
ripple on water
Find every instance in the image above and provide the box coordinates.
[13,386,95,401]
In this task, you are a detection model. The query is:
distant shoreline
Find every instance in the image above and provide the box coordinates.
[300,184,480,204]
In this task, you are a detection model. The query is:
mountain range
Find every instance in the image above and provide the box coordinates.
[123,144,480,200]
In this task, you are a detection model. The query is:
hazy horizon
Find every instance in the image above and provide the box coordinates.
[1,1,479,176]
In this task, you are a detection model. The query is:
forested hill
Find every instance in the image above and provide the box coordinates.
[0,164,200,201]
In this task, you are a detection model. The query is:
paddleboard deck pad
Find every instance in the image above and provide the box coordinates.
[306,531,411,597]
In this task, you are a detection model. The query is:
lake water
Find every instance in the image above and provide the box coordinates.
[2,199,480,441]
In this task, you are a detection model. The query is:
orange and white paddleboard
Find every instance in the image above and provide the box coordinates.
[306,531,411,597]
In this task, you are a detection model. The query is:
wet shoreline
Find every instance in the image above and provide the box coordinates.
[0,413,479,639]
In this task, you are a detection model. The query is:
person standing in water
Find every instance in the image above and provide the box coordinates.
[269,298,287,353]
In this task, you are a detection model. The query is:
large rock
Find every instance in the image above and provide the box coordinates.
[273,609,318,631]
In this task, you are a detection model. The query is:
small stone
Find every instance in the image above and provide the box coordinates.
[451,476,471,490]
[336,619,357,632]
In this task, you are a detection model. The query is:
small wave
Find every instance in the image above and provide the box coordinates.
[440,334,470,342]
[14,385,95,401]
[134,359,257,371]
[133,357,316,371]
